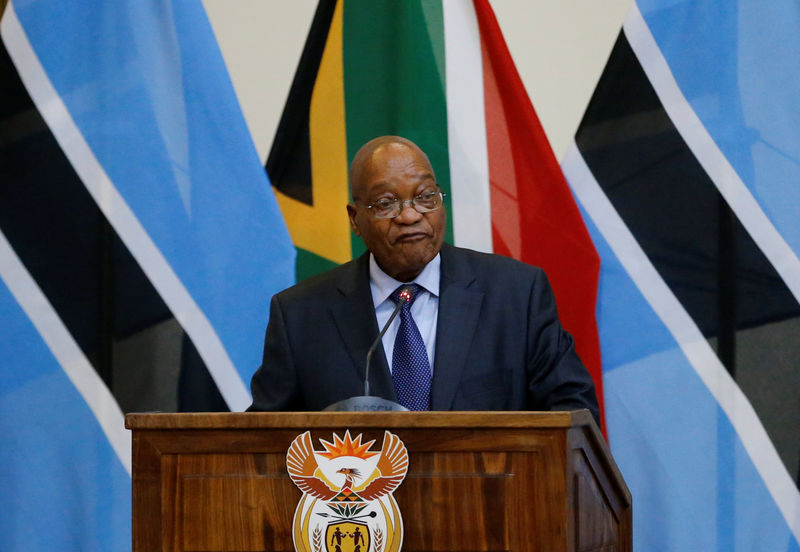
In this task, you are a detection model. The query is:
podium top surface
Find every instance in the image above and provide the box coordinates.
[125,410,595,430]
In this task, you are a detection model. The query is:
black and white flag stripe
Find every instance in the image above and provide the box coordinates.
[563,2,800,550]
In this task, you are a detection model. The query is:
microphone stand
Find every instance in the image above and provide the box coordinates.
[363,295,405,396]
[323,287,412,412]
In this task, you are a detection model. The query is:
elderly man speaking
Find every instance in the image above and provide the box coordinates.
[248,136,599,422]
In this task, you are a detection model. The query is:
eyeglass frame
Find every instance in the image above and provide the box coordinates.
[355,189,447,219]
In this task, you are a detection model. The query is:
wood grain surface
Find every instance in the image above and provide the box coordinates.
[128,411,630,552]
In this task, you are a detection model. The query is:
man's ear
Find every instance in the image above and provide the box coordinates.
[346,204,361,236]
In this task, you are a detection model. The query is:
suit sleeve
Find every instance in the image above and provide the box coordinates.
[247,294,302,411]
[525,270,600,425]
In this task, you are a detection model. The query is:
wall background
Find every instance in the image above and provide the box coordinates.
[201,0,634,164]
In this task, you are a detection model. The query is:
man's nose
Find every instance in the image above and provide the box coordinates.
[394,201,423,223]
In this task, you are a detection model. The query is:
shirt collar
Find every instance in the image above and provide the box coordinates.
[369,252,441,307]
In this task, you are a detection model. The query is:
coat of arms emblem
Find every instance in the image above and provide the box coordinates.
[286,430,408,552]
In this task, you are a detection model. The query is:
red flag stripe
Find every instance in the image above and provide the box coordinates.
[473,0,605,428]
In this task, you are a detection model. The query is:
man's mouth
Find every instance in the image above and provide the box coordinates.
[394,232,428,243]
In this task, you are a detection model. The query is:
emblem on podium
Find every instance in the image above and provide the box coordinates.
[286,430,408,552]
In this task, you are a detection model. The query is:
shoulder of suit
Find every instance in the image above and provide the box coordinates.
[444,244,544,279]
[274,256,364,304]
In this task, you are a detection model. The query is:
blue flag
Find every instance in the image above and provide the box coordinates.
[0,0,295,549]
[564,0,800,550]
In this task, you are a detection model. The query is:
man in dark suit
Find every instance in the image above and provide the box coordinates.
[249,136,599,422]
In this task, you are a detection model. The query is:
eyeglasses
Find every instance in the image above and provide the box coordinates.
[360,190,446,219]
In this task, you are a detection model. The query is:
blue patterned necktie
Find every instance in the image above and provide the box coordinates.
[389,284,432,410]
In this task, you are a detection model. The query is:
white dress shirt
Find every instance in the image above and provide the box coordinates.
[369,253,440,374]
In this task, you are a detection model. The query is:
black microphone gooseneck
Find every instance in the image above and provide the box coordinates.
[321,286,413,412]
[363,286,413,395]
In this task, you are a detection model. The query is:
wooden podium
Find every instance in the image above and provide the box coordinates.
[126,411,630,552]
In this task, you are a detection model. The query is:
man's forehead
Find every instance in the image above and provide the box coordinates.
[355,146,426,187]
[369,141,428,166]
[350,137,436,197]
[362,156,435,188]
[363,173,436,196]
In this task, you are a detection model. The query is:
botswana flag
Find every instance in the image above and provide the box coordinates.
[563,1,800,550]
[267,0,605,421]
[0,0,294,549]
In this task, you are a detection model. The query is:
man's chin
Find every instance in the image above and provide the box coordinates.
[383,247,440,281]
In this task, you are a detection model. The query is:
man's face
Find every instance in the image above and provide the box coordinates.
[347,142,446,282]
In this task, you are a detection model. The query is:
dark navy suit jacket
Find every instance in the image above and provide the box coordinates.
[248,243,599,422]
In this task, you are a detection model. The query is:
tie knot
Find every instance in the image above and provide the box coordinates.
[390,284,422,308]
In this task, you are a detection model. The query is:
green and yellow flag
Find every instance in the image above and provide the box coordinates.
[266,0,604,420]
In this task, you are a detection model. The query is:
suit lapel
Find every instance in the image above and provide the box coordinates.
[432,245,484,410]
[330,253,397,402]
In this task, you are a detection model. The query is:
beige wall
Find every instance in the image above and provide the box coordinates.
[202,0,634,163]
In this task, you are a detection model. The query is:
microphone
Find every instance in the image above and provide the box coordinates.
[364,286,412,395]
[323,286,413,412]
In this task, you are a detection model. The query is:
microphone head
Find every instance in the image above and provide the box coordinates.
[399,287,413,302]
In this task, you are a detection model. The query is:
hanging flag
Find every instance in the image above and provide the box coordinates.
[562,1,800,550]
[0,0,295,550]
[266,0,604,423]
